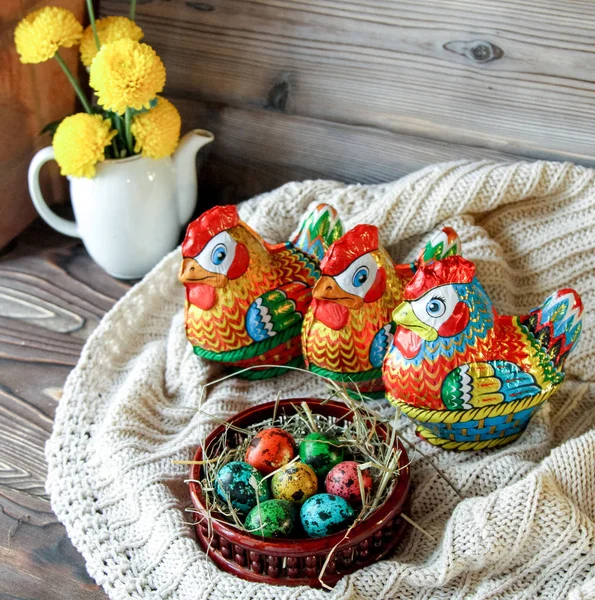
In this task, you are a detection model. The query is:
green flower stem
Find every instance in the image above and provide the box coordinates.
[110,112,129,157]
[110,134,121,158]
[130,0,137,21]
[85,0,101,51]
[124,108,134,155]
[54,52,93,115]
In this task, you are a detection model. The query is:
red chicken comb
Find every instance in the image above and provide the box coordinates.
[182,205,240,257]
[321,224,379,275]
[404,255,476,300]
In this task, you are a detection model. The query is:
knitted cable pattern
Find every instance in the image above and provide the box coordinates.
[46,160,595,599]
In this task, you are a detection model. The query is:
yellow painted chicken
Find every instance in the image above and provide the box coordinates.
[302,225,460,398]
[179,204,342,378]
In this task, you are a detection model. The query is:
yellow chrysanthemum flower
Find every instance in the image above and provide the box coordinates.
[53,114,117,178]
[89,39,166,115]
[15,6,83,64]
[131,96,181,159]
[80,16,143,68]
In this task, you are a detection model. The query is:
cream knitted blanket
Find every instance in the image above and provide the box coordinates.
[46,160,595,600]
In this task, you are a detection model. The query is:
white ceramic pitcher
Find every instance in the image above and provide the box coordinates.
[27,129,214,279]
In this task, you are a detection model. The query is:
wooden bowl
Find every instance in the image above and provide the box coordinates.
[188,398,410,588]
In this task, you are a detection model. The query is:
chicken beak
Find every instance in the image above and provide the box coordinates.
[313,275,364,309]
[178,258,229,288]
[392,302,438,341]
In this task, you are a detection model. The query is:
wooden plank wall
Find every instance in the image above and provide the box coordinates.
[102,1,595,204]
[0,0,84,248]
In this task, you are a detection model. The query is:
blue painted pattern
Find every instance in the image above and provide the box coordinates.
[420,406,541,442]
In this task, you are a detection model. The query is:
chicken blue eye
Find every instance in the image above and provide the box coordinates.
[426,297,446,318]
[211,243,227,265]
[352,266,369,288]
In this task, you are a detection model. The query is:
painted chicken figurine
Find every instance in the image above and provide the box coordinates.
[179,204,342,378]
[383,253,584,449]
[302,225,460,399]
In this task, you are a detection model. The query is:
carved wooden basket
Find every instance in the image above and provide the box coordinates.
[188,398,410,587]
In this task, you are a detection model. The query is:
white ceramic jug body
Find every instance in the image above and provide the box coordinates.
[70,155,180,279]
[29,150,181,279]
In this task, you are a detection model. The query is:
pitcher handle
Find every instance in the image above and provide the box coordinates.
[28,147,80,238]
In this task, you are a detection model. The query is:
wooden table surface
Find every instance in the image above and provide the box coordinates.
[0,221,128,599]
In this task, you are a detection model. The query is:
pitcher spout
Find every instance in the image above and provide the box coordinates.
[173,129,214,225]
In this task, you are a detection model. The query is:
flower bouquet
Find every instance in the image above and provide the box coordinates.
[16,1,213,279]
[16,1,178,176]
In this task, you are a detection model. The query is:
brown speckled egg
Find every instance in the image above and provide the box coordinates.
[271,462,318,504]
[245,427,296,475]
[325,461,373,505]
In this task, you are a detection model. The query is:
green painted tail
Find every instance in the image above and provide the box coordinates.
[418,227,462,267]
[291,203,343,261]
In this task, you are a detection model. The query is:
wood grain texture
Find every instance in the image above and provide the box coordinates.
[99,0,595,204]
[177,98,522,205]
[0,0,85,249]
[0,222,128,599]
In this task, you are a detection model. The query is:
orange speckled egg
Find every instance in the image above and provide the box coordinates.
[245,427,297,475]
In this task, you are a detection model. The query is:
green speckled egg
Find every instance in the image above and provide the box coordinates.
[271,462,318,504]
[215,461,269,514]
[300,493,355,538]
[244,499,297,538]
[299,432,344,478]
